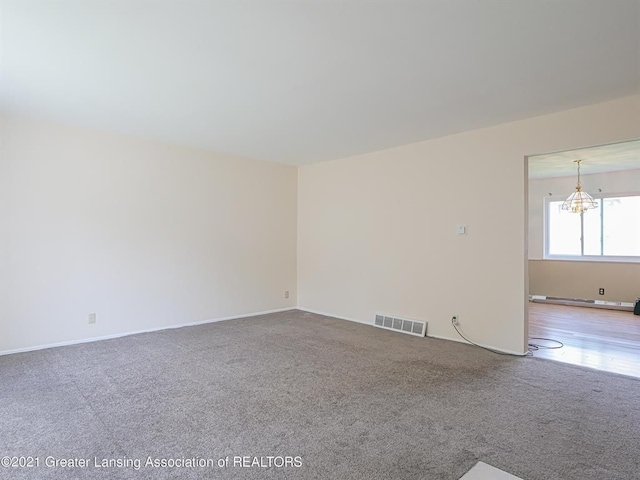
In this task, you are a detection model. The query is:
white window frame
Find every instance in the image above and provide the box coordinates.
[544,191,640,263]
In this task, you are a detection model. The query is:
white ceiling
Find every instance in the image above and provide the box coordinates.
[528,140,640,179]
[1,1,639,166]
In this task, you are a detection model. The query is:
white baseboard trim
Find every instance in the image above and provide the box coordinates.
[296,307,372,326]
[428,332,528,356]
[1,307,527,358]
[0,307,296,357]
[530,296,634,311]
[298,306,527,356]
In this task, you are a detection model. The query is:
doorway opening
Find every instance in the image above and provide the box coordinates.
[526,139,640,377]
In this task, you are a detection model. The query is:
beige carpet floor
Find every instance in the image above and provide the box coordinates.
[1,309,639,479]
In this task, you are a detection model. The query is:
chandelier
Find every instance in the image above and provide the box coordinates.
[561,160,598,214]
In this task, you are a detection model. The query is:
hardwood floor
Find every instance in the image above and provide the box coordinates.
[528,302,640,378]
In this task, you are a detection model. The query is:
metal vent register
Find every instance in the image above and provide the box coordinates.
[374,314,426,337]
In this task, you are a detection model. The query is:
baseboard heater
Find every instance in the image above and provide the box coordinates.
[374,314,427,337]
[530,295,634,312]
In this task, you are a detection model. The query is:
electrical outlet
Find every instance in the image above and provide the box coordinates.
[599,288,605,295]
[88,313,97,324]
[452,315,459,325]
[284,290,289,299]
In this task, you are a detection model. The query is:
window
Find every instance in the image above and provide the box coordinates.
[545,194,640,261]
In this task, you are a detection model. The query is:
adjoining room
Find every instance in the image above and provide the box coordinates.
[527,141,640,377]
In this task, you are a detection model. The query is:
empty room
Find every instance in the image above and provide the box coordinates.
[1,2,639,480]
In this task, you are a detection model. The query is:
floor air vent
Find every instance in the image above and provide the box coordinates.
[374,314,426,337]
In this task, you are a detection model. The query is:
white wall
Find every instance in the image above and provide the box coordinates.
[0,115,298,353]
[529,260,640,303]
[2,96,639,356]
[298,95,640,355]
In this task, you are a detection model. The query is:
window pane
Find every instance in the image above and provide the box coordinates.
[583,199,602,255]
[603,196,640,256]
[548,200,581,255]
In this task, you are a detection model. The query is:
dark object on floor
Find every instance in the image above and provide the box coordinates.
[634,298,640,315]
